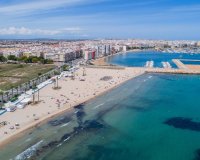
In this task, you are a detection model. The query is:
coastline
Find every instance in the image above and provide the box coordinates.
[1,50,200,149]
[0,67,145,148]
[90,49,156,66]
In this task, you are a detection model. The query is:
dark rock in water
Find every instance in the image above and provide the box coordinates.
[74,104,85,110]
[40,140,60,150]
[73,120,104,133]
[47,141,60,147]
[83,120,104,130]
[60,116,71,123]
[193,149,200,160]
[164,117,200,132]
[61,133,71,141]
[76,110,85,118]
[48,116,71,126]
[48,120,62,126]
[30,119,105,159]
[73,126,82,134]
[76,110,86,125]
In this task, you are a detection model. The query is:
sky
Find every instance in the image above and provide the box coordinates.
[0,0,200,40]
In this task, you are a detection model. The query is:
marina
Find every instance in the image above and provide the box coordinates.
[107,51,200,68]
[161,61,172,69]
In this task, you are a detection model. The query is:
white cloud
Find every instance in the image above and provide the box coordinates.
[0,27,83,36]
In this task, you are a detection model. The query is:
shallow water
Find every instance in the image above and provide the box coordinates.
[1,73,200,160]
[106,51,200,68]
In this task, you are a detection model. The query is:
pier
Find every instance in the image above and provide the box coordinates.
[91,58,200,75]
[161,62,172,69]
[144,68,200,75]
[172,59,188,69]
[145,61,154,68]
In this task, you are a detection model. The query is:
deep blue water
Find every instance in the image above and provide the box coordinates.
[181,60,200,65]
[106,51,200,68]
[1,73,200,160]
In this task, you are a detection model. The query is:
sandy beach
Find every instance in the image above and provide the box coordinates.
[0,67,145,147]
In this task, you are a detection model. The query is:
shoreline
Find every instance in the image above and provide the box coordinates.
[1,50,200,149]
[0,67,145,148]
[91,49,156,66]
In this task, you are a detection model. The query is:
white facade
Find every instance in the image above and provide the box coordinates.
[123,46,127,52]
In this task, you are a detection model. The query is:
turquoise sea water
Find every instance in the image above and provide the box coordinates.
[106,51,200,68]
[1,73,200,160]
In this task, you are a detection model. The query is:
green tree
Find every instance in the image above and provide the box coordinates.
[18,56,28,62]
[47,59,53,64]
[32,57,38,63]
[62,64,70,71]
[7,55,17,61]
[0,55,7,62]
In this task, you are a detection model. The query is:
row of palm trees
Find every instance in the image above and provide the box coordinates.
[0,66,63,107]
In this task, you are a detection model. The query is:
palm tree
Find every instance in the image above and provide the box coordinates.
[25,82,29,93]
[5,92,9,102]
[0,90,4,107]
[19,84,23,94]
[11,85,14,98]
[32,91,35,104]
[32,84,37,104]
[28,80,31,89]
[56,77,59,88]
[16,87,18,96]
[53,78,56,88]
[82,67,86,76]
[37,88,40,102]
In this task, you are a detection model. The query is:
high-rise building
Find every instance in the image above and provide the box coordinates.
[103,45,107,56]
[106,45,111,55]
[95,46,100,58]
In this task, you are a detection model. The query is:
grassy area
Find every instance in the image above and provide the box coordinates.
[0,64,55,91]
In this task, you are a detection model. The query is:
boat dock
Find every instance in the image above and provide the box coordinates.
[92,57,200,75]
[145,68,200,75]
[145,61,154,68]
[172,59,188,69]
[161,62,172,69]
